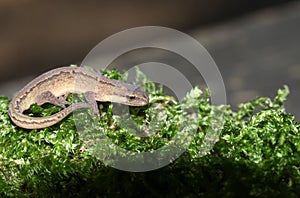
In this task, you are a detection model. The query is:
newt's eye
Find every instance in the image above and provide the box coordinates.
[128,95,136,100]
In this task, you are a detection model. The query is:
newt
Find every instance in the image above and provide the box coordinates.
[8,66,149,129]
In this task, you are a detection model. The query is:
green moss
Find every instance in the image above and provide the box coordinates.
[0,68,299,197]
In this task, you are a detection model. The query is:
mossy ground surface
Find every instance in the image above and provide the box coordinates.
[0,68,299,197]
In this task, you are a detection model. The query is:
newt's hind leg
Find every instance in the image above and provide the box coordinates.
[36,91,70,108]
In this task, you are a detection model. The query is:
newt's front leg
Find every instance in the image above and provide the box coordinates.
[84,91,100,119]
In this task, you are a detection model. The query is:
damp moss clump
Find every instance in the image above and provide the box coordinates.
[0,68,299,197]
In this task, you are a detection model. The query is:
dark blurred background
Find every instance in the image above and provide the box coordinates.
[0,0,299,120]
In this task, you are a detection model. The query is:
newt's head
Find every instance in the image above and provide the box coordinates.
[112,85,149,106]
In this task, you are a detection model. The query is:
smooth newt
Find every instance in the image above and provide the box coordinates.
[9,66,149,129]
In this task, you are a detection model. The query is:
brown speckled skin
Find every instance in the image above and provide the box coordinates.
[9,66,149,129]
